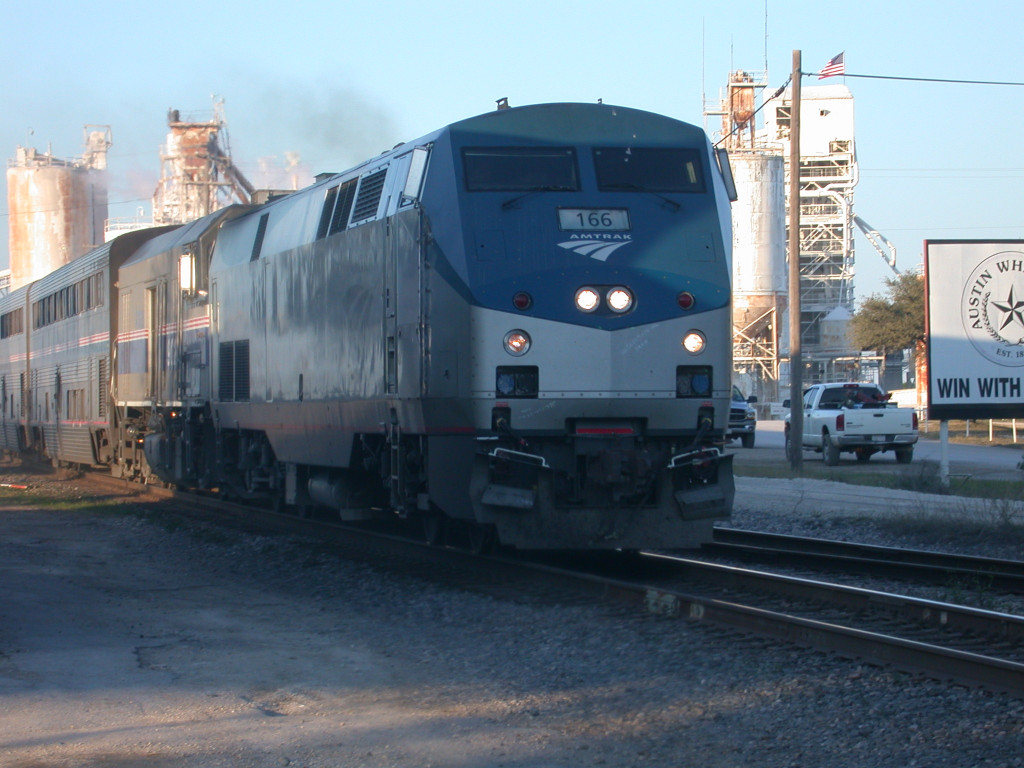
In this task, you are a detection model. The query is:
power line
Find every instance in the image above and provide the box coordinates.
[813,71,1024,87]
[0,197,151,220]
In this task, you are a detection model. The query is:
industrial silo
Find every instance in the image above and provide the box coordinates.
[6,127,110,290]
[730,152,787,402]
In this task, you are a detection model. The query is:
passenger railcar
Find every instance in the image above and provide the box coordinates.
[7,102,738,551]
[0,283,30,454]
[4,229,172,466]
[111,210,246,483]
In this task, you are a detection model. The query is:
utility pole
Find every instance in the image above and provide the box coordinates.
[788,49,803,471]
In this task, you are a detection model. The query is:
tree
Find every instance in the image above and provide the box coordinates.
[850,272,925,382]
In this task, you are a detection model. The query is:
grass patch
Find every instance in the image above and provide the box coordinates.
[0,487,128,515]
[735,459,1024,502]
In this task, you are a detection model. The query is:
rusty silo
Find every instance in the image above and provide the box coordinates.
[6,127,110,290]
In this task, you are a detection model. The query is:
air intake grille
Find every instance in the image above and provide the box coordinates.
[98,359,107,417]
[218,340,250,402]
[351,169,387,222]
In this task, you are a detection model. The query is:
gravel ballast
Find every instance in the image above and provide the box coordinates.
[1,467,1023,767]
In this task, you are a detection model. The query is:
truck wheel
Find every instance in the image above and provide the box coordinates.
[784,430,795,461]
[823,433,840,466]
[741,433,755,449]
[895,446,914,464]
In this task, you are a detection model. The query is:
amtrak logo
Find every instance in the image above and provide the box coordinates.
[557,234,633,262]
[961,250,1024,365]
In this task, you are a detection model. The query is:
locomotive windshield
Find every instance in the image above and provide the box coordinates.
[463,147,579,191]
[593,147,705,193]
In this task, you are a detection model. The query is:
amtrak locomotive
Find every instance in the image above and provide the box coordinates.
[0,102,737,550]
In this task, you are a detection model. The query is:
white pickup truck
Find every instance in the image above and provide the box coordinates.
[784,382,919,465]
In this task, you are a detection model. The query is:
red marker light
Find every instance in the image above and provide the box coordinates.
[513,292,532,310]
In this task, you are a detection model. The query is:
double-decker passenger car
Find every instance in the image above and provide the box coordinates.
[1,229,171,466]
[0,283,30,454]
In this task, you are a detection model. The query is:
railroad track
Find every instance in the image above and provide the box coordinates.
[708,527,1024,592]
[43,470,1024,697]
[636,552,1024,695]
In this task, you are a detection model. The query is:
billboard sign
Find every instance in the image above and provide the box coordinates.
[925,240,1024,420]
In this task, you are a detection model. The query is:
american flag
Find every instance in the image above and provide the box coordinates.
[818,52,845,79]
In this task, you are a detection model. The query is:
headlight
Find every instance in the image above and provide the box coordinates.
[606,287,633,313]
[504,330,531,356]
[682,331,705,354]
[575,287,600,313]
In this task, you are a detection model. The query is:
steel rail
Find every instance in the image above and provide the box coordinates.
[708,527,1024,592]
[647,552,1024,638]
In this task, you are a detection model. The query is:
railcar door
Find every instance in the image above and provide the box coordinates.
[53,371,62,459]
[0,377,7,451]
[384,228,397,397]
[388,210,425,399]
[146,283,168,399]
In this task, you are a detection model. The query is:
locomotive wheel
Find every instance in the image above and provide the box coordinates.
[467,523,498,555]
[422,512,448,547]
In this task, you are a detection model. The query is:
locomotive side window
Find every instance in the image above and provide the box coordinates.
[316,186,338,239]
[250,214,269,261]
[462,147,579,192]
[593,147,705,193]
[329,179,358,234]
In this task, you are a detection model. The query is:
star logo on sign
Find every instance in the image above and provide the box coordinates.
[991,286,1024,331]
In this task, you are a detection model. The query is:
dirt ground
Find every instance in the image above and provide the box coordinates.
[0,502,450,767]
[3,469,1024,768]
[0,483,731,768]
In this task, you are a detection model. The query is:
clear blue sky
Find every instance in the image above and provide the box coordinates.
[2,0,1021,301]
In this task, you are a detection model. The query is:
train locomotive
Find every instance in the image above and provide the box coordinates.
[0,102,738,551]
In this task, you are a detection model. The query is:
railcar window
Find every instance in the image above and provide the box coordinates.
[594,147,704,193]
[30,271,104,330]
[463,147,579,192]
[1,308,23,338]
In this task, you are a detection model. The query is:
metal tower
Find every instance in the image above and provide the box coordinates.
[152,99,254,226]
